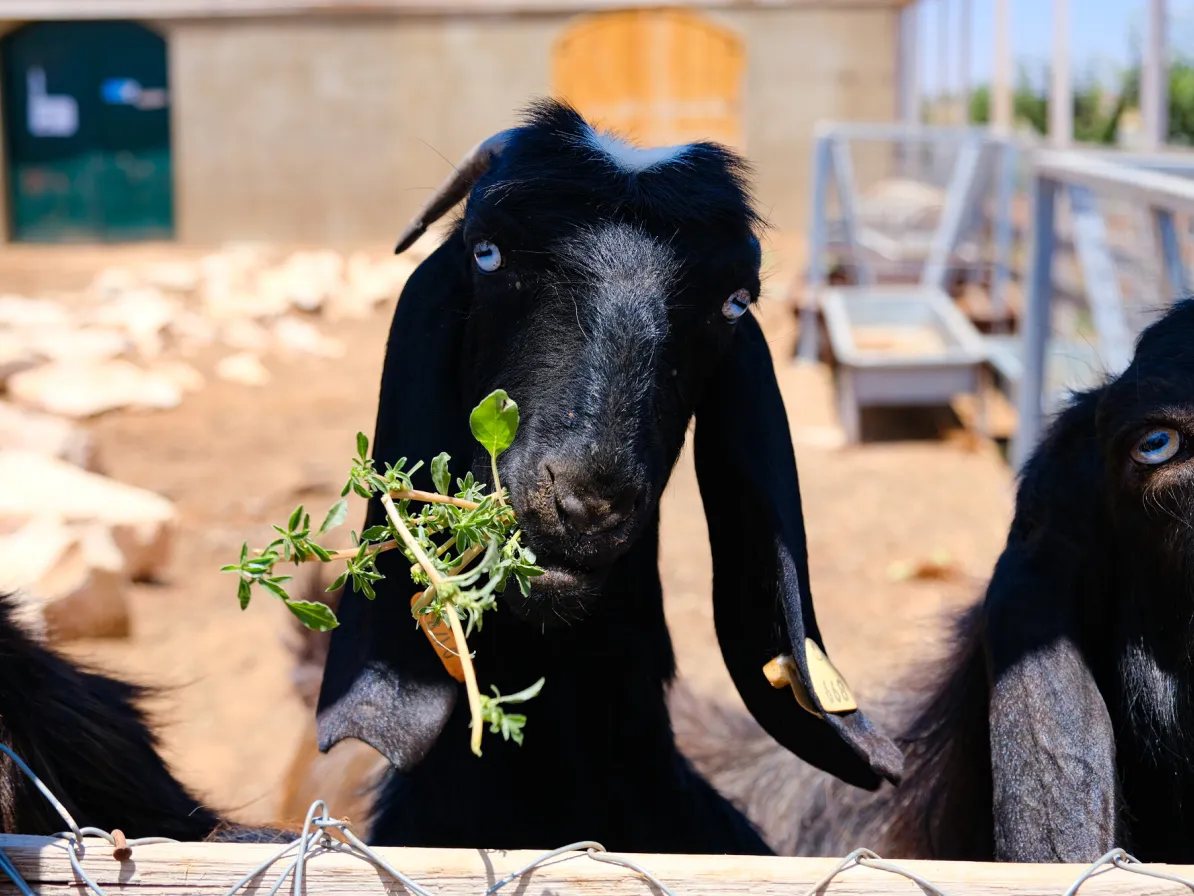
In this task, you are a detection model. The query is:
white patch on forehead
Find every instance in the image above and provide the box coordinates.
[585,125,690,173]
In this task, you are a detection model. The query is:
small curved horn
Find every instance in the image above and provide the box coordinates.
[394,130,513,255]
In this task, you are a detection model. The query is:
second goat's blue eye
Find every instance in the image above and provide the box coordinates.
[722,288,751,321]
[1131,427,1181,465]
[473,240,502,273]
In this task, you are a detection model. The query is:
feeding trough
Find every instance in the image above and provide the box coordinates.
[821,285,990,442]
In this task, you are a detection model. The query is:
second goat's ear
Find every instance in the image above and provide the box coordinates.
[316,233,475,770]
[693,312,904,790]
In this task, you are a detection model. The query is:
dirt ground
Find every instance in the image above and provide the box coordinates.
[2,238,1015,827]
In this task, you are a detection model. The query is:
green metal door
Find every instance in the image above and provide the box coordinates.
[2,21,173,242]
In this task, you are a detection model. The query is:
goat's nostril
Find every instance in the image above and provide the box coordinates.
[550,471,644,538]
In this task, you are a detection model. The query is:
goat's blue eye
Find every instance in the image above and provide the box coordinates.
[1131,427,1181,465]
[722,288,751,321]
[473,240,502,273]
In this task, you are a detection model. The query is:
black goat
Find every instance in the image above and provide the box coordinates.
[679,297,1194,863]
[0,590,286,842]
[315,100,903,854]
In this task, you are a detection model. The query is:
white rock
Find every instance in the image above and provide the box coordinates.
[220,317,272,352]
[280,250,344,312]
[272,316,346,359]
[151,360,205,393]
[27,327,131,363]
[88,267,140,301]
[347,254,416,304]
[0,451,176,582]
[89,287,179,358]
[216,352,271,386]
[142,261,199,294]
[0,401,98,470]
[8,359,183,418]
[0,331,38,385]
[0,517,128,641]
[169,310,218,353]
[0,295,71,329]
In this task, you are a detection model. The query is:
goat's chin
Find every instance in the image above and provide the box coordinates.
[502,564,606,629]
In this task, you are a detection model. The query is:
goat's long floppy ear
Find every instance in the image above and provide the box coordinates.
[315,233,477,770]
[982,393,1118,862]
[694,313,903,790]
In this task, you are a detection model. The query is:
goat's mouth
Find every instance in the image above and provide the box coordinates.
[502,552,608,627]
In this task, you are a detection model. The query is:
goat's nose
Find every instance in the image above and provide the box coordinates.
[546,464,643,537]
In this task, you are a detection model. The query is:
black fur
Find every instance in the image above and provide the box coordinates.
[680,299,1194,863]
[0,592,287,843]
[316,99,901,854]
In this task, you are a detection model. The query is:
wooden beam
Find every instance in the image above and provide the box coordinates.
[4,836,1194,895]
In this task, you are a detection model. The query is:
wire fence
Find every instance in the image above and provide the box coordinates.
[1,741,1193,896]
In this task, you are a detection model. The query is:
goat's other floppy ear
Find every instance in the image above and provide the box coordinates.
[316,233,476,771]
[694,312,903,790]
[983,393,1117,862]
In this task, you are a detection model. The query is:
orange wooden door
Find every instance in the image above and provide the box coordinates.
[551,8,745,150]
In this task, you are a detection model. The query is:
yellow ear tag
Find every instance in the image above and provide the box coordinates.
[762,638,858,716]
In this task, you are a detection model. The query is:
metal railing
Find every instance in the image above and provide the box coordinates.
[800,121,1194,470]
[1011,150,1194,467]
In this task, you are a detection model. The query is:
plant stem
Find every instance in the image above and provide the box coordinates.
[389,489,480,510]
[444,602,484,757]
[490,458,505,507]
[410,536,457,575]
[381,493,484,749]
[255,539,402,565]
[410,541,486,613]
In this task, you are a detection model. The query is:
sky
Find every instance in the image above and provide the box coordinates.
[918,0,1194,95]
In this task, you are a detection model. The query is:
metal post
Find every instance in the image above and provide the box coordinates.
[957,0,971,124]
[1050,0,1072,147]
[990,142,1017,328]
[1154,207,1189,298]
[797,134,832,364]
[992,0,1013,133]
[938,0,951,124]
[921,139,986,289]
[897,0,921,177]
[899,1,920,127]
[1011,175,1057,471]
[1068,185,1133,376]
[1142,0,1169,151]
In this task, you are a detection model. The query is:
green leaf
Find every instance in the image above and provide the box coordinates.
[259,578,291,602]
[356,432,369,461]
[309,543,333,562]
[431,453,451,495]
[328,572,348,593]
[318,498,349,535]
[493,677,545,706]
[237,578,252,610]
[361,525,390,542]
[287,505,304,533]
[469,390,520,460]
[285,600,340,632]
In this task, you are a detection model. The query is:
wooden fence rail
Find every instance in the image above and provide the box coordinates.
[1,835,1194,895]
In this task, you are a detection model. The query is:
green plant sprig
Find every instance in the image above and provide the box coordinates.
[222,389,544,755]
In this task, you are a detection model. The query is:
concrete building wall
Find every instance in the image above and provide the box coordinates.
[0,6,897,244]
[166,15,555,244]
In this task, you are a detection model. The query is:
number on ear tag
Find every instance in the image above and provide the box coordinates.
[803,638,857,713]
[762,639,858,716]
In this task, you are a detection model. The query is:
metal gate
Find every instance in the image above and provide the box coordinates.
[2,20,173,242]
